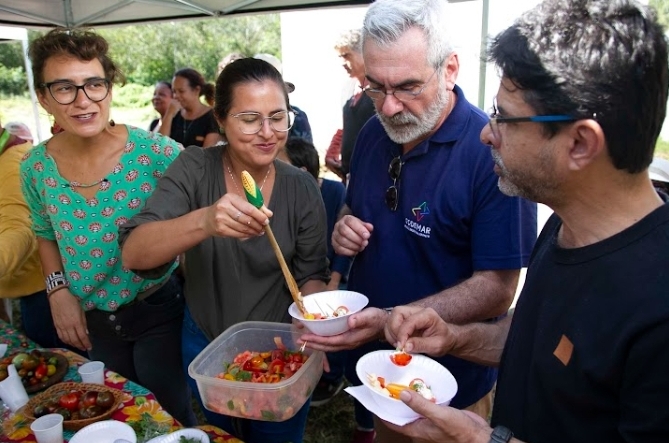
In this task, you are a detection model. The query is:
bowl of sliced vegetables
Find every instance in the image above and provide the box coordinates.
[356,350,458,420]
[288,290,369,336]
[188,321,324,422]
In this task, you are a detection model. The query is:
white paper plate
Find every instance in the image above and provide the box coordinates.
[146,428,209,443]
[355,350,458,420]
[69,420,136,443]
[288,290,369,336]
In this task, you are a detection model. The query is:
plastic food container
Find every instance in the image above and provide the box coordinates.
[188,321,324,422]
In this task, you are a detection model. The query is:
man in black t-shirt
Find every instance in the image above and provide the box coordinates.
[380,1,669,442]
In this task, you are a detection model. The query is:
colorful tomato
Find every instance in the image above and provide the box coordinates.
[59,392,81,411]
[389,351,412,366]
[217,338,308,384]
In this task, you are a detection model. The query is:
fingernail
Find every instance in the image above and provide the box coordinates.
[400,390,411,402]
[264,219,270,225]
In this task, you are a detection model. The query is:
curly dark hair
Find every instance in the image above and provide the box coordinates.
[29,27,125,91]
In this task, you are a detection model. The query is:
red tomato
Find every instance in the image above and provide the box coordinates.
[82,391,98,407]
[390,352,412,366]
[34,363,48,380]
[59,393,80,411]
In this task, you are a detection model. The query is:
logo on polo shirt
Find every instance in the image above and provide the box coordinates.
[404,201,431,238]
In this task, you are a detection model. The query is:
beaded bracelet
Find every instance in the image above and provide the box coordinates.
[45,271,68,293]
[47,284,70,300]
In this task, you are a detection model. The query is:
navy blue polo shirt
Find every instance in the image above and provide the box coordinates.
[345,85,537,408]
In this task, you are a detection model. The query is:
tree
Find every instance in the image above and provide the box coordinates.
[650,0,669,28]
[99,14,280,85]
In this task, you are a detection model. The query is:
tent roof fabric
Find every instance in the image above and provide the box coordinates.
[0,0,373,29]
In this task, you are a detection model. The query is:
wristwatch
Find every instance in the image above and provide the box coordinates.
[489,426,513,443]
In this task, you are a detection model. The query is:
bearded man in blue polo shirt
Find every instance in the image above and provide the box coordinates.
[299,0,537,442]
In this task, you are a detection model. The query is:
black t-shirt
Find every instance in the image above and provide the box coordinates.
[169,109,218,147]
[492,202,669,442]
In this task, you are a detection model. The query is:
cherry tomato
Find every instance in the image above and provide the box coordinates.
[389,352,412,366]
[35,363,48,380]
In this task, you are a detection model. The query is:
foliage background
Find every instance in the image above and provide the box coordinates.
[0,14,280,91]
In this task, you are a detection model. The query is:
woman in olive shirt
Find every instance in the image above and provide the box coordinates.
[120,58,329,443]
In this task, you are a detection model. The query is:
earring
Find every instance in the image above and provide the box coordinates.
[109,120,116,127]
[218,127,225,135]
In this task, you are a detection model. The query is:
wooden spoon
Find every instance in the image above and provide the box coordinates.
[241,170,309,316]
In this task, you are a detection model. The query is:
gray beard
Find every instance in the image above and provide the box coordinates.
[377,85,449,145]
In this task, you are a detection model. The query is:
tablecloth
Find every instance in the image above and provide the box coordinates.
[0,319,242,443]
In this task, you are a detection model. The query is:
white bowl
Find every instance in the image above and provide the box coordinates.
[146,428,210,443]
[356,350,458,420]
[288,290,368,336]
[69,420,136,443]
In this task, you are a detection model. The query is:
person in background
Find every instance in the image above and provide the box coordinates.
[21,28,195,426]
[299,1,537,442]
[159,67,222,147]
[148,81,172,132]
[253,53,313,143]
[217,52,244,76]
[325,29,376,185]
[383,1,669,442]
[0,118,48,340]
[649,156,669,194]
[277,137,353,409]
[119,57,330,443]
[4,121,34,143]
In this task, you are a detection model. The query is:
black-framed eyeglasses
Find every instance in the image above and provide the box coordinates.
[488,97,577,139]
[40,78,111,105]
[365,70,437,103]
[228,110,295,135]
[386,156,403,211]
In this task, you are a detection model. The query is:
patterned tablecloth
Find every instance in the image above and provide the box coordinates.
[0,319,242,443]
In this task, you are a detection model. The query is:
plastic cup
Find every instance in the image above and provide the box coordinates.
[0,364,29,412]
[30,413,64,443]
[78,361,105,385]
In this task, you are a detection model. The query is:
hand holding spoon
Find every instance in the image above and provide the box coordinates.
[241,170,309,316]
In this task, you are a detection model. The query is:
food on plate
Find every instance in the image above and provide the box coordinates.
[389,349,412,366]
[0,349,60,387]
[366,373,436,402]
[303,304,349,320]
[216,337,308,383]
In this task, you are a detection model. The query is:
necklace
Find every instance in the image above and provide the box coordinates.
[225,153,272,196]
[65,178,109,189]
[182,117,193,141]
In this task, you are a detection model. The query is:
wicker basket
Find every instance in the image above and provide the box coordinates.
[21,382,125,431]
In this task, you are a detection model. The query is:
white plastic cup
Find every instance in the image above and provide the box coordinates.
[0,364,29,412]
[30,413,64,443]
[78,361,105,385]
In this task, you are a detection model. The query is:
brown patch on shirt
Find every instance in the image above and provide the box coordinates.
[553,334,573,366]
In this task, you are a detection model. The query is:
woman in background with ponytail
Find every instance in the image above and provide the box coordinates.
[159,67,222,147]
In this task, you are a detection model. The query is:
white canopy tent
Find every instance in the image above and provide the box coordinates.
[0,0,375,29]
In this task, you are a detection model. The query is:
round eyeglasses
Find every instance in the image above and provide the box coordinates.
[228,110,295,135]
[40,78,111,105]
[365,70,437,103]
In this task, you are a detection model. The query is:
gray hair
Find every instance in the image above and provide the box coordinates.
[334,29,363,53]
[361,0,454,69]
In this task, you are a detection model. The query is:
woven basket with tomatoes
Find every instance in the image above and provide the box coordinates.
[21,382,124,430]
